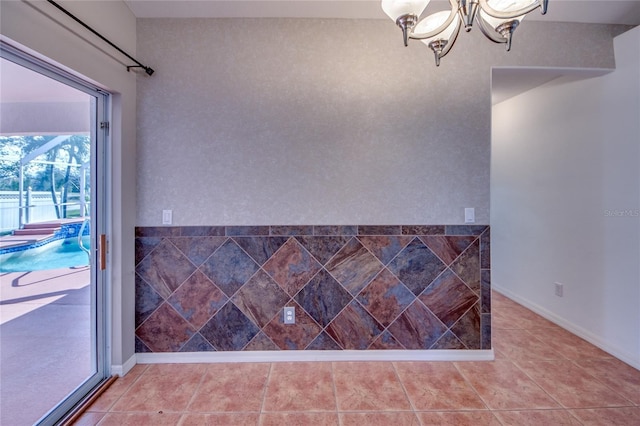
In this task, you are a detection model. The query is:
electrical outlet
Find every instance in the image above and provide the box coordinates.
[555,282,564,297]
[283,307,295,324]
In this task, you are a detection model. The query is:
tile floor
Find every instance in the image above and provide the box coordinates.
[75,292,640,425]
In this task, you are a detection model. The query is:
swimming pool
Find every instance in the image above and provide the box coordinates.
[0,237,91,272]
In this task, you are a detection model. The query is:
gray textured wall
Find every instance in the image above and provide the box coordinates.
[136,18,619,226]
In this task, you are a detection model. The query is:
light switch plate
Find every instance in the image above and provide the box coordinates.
[464,208,475,223]
[162,209,172,225]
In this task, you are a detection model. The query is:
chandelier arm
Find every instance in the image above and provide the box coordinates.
[478,0,547,19]
[475,12,508,44]
[409,0,459,40]
[439,22,462,58]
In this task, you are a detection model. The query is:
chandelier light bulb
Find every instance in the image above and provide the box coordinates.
[381,0,549,65]
[381,0,431,46]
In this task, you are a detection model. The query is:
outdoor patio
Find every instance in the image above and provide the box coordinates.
[0,266,91,425]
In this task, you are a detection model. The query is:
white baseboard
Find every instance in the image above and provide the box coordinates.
[136,349,494,364]
[111,353,137,377]
[493,285,640,370]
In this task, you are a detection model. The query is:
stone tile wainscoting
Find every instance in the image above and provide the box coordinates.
[134,225,491,354]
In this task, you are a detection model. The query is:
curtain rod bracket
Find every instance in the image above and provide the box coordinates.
[127,65,155,76]
[47,0,155,76]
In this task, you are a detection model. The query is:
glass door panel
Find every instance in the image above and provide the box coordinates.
[0,45,108,426]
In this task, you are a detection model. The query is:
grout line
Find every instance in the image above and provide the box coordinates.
[330,361,340,419]
[258,362,273,418]
[389,361,423,425]
[183,363,209,414]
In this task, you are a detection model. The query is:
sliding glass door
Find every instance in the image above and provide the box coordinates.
[0,43,109,426]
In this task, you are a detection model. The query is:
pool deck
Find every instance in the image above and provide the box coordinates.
[0,266,91,425]
[0,218,86,250]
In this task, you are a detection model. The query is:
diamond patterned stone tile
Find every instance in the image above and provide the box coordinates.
[480,228,491,269]
[233,236,288,265]
[358,235,413,265]
[200,239,259,297]
[294,269,352,327]
[326,301,384,349]
[481,270,491,314]
[357,268,415,327]
[200,302,260,351]
[180,333,216,352]
[420,235,476,265]
[387,301,447,349]
[431,330,467,349]
[133,225,491,354]
[262,303,322,350]
[295,235,351,265]
[135,336,152,353]
[387,238,446,296]
[136,239,197,299]
[169,236,227,267]
[306,332,342,350]
[419,268,478,327]
[232,269,290,328]
[167,270,228,329]
[326,238,384,296]
[244,332,279,351]
[450,240,481,293]
[451,304,482,349]
[135,237,162,266]
[263,238,322,296]
[135,303,196,352]
[135,273,164,328]
[370,330,405,350]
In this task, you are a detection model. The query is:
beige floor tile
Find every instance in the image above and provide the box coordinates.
[339,411,421,426]
[570,406,640,425]
[111,363,206,412]
[333,362,412,411]
[188,363,270,412]
[516,360,632,408]
[260,412,339,425]
[86,370,146,412]
[492,328,567,362]
[455,360,560,410]
[528,327,613,360]
[393,362,486,410]
[416,411,501,425]
[179,413,260,425]
[574,358,640,405]
[493,409,582,425]
[263,362,336,412]
[97,412,183,425]
[72,411,106,426]
[76,293,640,426]
[492,305,558,330]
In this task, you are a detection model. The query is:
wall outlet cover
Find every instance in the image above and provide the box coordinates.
[555,282,564,297]
[283,307,295,324]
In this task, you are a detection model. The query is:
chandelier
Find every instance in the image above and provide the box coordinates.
[381,0,549,66]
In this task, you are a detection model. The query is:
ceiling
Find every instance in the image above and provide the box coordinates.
[123,0,640,25]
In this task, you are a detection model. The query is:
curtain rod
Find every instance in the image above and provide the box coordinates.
[46,0,154,76]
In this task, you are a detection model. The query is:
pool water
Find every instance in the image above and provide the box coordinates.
[0,237,91,272]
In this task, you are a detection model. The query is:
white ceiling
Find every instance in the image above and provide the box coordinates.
[124,0,640,25]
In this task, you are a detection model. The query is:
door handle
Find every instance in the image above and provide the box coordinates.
[99,234,107,270]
